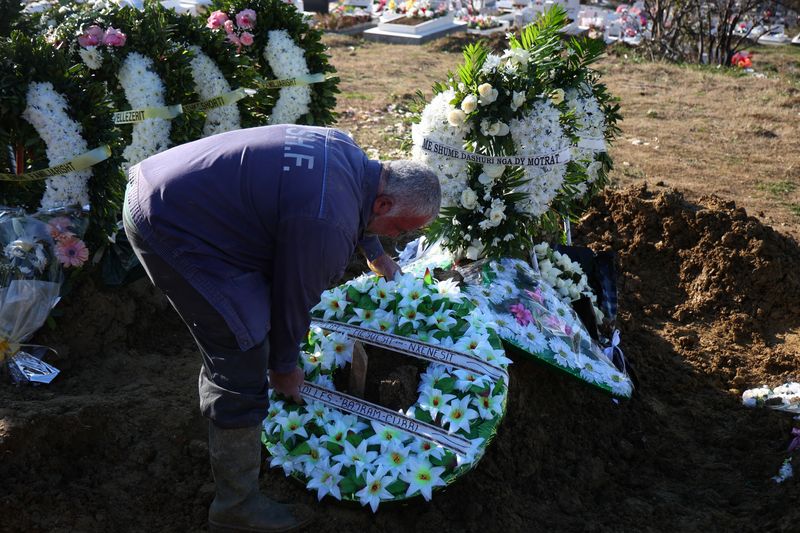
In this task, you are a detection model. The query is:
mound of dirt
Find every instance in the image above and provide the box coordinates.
[1,185,799,532]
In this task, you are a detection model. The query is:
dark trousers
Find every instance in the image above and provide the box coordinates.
[123,218,270,429]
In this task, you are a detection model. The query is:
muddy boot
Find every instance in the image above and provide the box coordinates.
[208,423,313,533]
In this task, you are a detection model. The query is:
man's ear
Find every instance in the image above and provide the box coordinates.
[372,195,393,216]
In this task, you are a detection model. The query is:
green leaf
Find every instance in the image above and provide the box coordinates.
[289,441,311,457]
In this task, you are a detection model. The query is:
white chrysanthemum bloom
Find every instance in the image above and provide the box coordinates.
[21,82,91,209]
[509,100,569,217]
[78,46,103,70]
[118,52,172,169]
[188,46,241,136]
[264,30,312,124]
[412,89,470,207]
[566,88,606,162]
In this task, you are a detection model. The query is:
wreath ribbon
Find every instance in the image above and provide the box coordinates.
[259,72,331,88]
[113,87,256,125]
[0,145,112,182]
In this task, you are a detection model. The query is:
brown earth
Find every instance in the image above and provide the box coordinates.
[2,185,799,532]
[2,32,800,533]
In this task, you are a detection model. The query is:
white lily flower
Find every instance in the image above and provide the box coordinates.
[366,422,404,451]
[348,307,378,326]
[418,388,456,419]
[321,333,354,368]
[355,467,396,512]
[277,411,312,440]
[333,439,378,478]
[418,364,449,391]
[302,346,332,373]
[453,369,490,392]
[368,277,394,307]
[348,273,375,294]
[410,438,446,461]
[268,442,296,475]
[312,286,348,321]
[306,458,344,501]
[426,308,458,331]
[473,393,504,419]
[378,441,413,476]
[398,306,424,329]
[401,460,446,500]
[441,396,479,434]
[263,399,287,433]
[298,435,331,476]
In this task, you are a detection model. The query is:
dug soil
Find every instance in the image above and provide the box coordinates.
[2,185,799,532]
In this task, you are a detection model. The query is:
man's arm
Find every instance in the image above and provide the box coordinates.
[268,217,353,397]
[358,235,401,280]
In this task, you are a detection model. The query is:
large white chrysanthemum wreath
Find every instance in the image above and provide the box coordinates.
[117,51,172,169]
[410,88,470,208]
[21,82,91,210]
[188,45,242,137]
[465,258,632,397]
[263,29,312,125]
[262,272,509,511]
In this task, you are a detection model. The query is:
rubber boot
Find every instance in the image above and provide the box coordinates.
[208,423,313,533]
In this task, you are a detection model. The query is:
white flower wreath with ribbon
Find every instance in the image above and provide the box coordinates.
[262,271,510,511]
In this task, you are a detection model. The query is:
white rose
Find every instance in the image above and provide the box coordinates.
[466,239,485,260]
[489,207,505,226]
[460,188,478,210]
[511,90,526,111]
[461,94,478,113]
[496,122,509,136]
[478,83,498,105]
[483,164,505,178]
[478,172,494,186]
[447,109,466,127]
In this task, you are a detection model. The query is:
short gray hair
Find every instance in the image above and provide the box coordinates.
[381,160,441,220]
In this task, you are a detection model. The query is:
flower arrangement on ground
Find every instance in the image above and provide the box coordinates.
[412,7,620,260]
[312,4,374,32]
[463,258,632,397]
[461,14,502,31]
[393,0,448,20]
[262,271,509,510]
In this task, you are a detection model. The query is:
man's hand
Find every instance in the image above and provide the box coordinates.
[367,253,402,280]
[269,367,305,404]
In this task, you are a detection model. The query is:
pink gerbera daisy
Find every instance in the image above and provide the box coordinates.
[55,237,89,268]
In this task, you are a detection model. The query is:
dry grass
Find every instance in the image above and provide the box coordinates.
[324,33,800,240]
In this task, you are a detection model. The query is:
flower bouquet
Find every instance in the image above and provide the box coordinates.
[262,270,509,510]
[462,14,503,31]
[392,0,448,21]
[0,207,89,382]
[462,258,632,397]
[412,6,620,260]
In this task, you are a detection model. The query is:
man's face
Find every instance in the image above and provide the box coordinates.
[366,213,433,238]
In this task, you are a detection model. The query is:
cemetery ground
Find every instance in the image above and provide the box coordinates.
[2,35,800,532]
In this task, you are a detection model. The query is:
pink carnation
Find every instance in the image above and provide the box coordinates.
[103,27,126,47]
[55,237,89,268]
[206,10,229,30]
[78,25,104,47]
[239,31,254,46]
[235,9,257,29]
[226,32,241,47]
